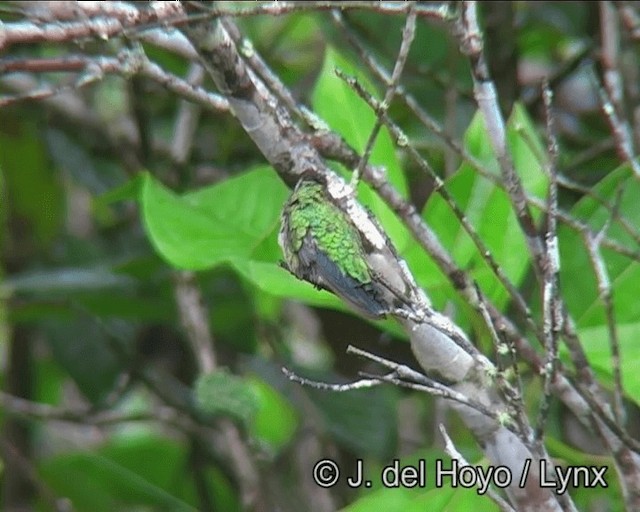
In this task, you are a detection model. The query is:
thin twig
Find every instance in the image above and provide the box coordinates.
[330,67,638,457]
[282,367,384,392]
[333,31,639,263]
[459,1,547,279]
[173,271,217,373]
[0,54,228,111]
[351,4,416,186]
[0,390,183,427]
[601,2,624,107]
[473,284,534,453]
[1,1,451,53]
[0,437,74,512]
[283,346,520,436]
[335,68,544,343]
[558,177,640,248]
[583,226,625,424]
[439,424,516,512]
[535,82,563,442]
[592,68,640,179]
[616,1,640,40]
[170,63,206,167]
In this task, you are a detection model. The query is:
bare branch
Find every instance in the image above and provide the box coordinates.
[351,4,416,186]
[459,1,547,278]
[0,53,228,111]
[535,82,563,442]
[593,67,640,179]
[583,225,625,424]
[439,424,517,512]
[334,68,543,345]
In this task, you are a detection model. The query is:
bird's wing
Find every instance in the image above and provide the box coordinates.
[297,233,388,319]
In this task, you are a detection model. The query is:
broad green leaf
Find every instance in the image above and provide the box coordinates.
[195,371,298,453]
[508,104,549,196]
[312,48,402,176]
[184,166,288,242]
[341,488,418,512]
[572,323,640,406]
[195,370,259,424]
[557,165,640,408]
[559,165,640,327]
[341,481,498,512]
[139,167,287,270]
[140,174,251,269]
[96,174,143,206]
[247,376,299,453]
[40,435,239,512]
[312,47,411,252]
[43,317,130,403]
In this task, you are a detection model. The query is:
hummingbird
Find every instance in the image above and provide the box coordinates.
[278,177,415,319]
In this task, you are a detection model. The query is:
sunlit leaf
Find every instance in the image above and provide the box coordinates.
[139,167,287,270]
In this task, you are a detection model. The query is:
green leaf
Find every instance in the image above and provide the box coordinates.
[341,481,498,512]
[139,166,287,270]
[40,435,238,512]
[140,174,251,269]
[43,317,128,404]
[184,166,288,244]
[341,487,417,512]
[96,174,143,206]
[559,165,640,327]
[508,104,549,197]
[572,322,640,406]
[247,376,299,452]
[195,372,298,453]
[195,370,259,424]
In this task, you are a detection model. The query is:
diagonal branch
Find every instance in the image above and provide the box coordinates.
[178,10,566,511]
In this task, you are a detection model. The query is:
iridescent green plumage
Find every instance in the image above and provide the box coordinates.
[279,179,389,318]
[287,181,370,284]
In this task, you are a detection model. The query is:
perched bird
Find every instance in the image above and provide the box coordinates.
[279,177,414,319]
